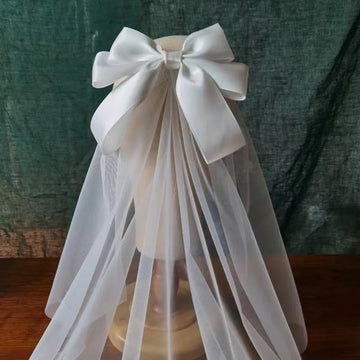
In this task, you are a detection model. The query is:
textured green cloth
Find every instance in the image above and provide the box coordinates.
[0,1,359,256]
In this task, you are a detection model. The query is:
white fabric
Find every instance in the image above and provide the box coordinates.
[90,23,248,164]
[30,23,307,360]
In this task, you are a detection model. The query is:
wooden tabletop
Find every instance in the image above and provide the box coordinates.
[0,255,359,359]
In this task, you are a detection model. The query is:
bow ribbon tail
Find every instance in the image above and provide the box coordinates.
[90,66,167,155]
[176,61,248,164]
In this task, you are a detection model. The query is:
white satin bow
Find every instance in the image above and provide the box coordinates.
[91,23,249,164]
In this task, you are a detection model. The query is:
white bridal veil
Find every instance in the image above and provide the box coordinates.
[30,23,307,360]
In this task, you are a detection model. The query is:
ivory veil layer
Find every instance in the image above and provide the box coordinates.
[30,23,307,360]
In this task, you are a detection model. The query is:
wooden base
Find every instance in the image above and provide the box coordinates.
[109,281,205,360]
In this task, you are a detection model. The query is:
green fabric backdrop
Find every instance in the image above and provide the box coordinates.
[0,1,359,256]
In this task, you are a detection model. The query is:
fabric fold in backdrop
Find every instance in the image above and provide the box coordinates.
[30,23,308,360]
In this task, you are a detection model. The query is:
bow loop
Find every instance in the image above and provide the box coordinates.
[184,59,249,100]
[90,23,249,163]
[182,23,235,62]
[92,27,162,88]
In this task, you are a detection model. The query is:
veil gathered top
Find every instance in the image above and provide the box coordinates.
[30,23,308,360]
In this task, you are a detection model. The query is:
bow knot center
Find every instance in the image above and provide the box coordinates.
[161,49,183,70]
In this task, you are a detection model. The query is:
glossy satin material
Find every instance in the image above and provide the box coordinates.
[90,23,249,164]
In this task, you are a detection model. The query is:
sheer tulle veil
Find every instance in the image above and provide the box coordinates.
[30,23,307,360]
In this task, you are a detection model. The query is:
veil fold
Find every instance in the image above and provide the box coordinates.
[30,24,307,360]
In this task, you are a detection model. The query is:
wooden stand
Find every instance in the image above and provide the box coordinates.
[108,260,206,359]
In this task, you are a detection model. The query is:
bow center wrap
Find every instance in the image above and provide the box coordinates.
[156,44,183,70]
[90,23,249,164]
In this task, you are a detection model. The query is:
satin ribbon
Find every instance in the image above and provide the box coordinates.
[91,23,249,164]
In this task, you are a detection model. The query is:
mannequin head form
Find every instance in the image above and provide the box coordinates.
[154,35,187,52]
